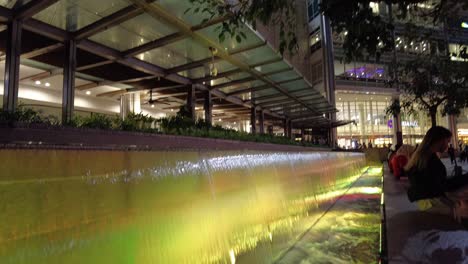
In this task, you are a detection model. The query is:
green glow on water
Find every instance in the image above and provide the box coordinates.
[0,150,367,263]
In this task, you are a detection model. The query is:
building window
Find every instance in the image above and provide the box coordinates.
[308,0,321,21]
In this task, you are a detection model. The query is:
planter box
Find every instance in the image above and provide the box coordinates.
[0,126,330,152]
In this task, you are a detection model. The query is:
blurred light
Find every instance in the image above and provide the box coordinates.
[85,91,91,95]
[218,118,222,122]
[45,82,50,87]
[229,249,236,264]
[151,104,155,108]
[344,31,348,36]
[170,109,174,112]
[35,80,41,85]
[339,98,342,100]
[462,22,468,29]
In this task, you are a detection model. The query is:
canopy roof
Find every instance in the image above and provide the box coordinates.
[0,0,337,128]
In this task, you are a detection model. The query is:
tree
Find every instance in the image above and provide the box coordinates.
[186,0,298,54]
[396,55,468,127]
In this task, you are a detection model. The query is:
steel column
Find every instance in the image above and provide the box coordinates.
[259,110,265,134]
[204,91,212,125]
[187,85,196,120]
[250,106,257,134]
[62,39,77,124]
[3,20,22,112]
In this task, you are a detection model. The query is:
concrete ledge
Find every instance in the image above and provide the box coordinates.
[0,127,331,152]
[384,163,466,263]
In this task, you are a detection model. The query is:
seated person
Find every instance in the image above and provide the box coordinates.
[406,126,468,212]
[391,144,415,179]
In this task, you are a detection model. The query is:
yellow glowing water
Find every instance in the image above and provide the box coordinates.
[0,150,365,263]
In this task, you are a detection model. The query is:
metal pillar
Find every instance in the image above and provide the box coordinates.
[392,95,403,146]
[250,106,257,134]
[259,110,265,134]
[288,119,293,139]
[320,14,337,148]
[62,39,77,124]
[301,128,305,143]
[204,91,212,125]
[3,20,22,112]
[120,92,141,119]
[283,119,288,137]
[186,85,196,120]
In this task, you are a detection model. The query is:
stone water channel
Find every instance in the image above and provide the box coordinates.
[0,149,381,263]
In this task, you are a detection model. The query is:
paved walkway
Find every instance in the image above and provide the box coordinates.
[384,159,468,264]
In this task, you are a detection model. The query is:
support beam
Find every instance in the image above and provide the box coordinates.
[74,6,143,40]
[166,57,221,74]
[62,39,77,124]
[283,119,288,137]
[4,43,63,60]
[250,106,257,134]
[194,68,243,84]
[76,60,114,71]
[204,91,212,125]
[124,32,185,58]
[75,76,156,91]
[288,119,293,139]
[15,0,60,20]
[3,20,22,112]
[187,85,196,120]
[259,110,265,134]
[210,77,256,91]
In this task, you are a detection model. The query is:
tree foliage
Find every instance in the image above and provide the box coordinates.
[186,0,298,54]
[396,55,468,126]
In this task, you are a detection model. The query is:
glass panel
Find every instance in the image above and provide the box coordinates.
[219,80,265,94]
[268,70,297,83]
[139,38,212,69]
[156,0,213,27]
[202,26,264,53]
[232,45,279,66]
[34,0,131,31]
[253,61,289,74]
[89,13,178,51]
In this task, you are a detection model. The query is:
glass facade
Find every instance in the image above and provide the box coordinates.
[335,93,450,148]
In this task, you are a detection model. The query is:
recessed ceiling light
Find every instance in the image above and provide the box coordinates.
[35,80,41,85]
[151,104,155,108]
[45,82,50,87]
[86,91,91,95]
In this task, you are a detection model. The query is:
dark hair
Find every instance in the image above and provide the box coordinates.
[406,126,452,170]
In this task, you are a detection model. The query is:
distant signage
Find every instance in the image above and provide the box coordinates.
[402,121,419,128]
[387,119,393,129]
[462,22,468,29]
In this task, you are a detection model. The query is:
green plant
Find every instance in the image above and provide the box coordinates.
[80,113,114,130]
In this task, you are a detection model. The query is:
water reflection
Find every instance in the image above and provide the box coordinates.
[0,150,366,263]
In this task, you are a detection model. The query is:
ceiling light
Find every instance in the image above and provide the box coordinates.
[151,104,155,108]
[218,118,222,122]
[366,92,369,94]
[233,122,237,125]
[35,80,41,85]
[86,91,91,95]
[170,109,174,112]
[339,98,342,100]
[45,82,50,87]
[167,53,171,57]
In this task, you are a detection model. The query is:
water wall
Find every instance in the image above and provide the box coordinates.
[0,149,365,263]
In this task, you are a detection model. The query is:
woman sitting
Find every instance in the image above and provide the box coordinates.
[406,126,468,212]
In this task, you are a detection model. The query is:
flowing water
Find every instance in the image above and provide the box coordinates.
[0,149,373,263]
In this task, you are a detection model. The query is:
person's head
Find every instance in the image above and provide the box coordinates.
[406,126,452,170]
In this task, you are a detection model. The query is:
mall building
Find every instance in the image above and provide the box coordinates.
[308,0,468,148]
[0,0,343,143]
